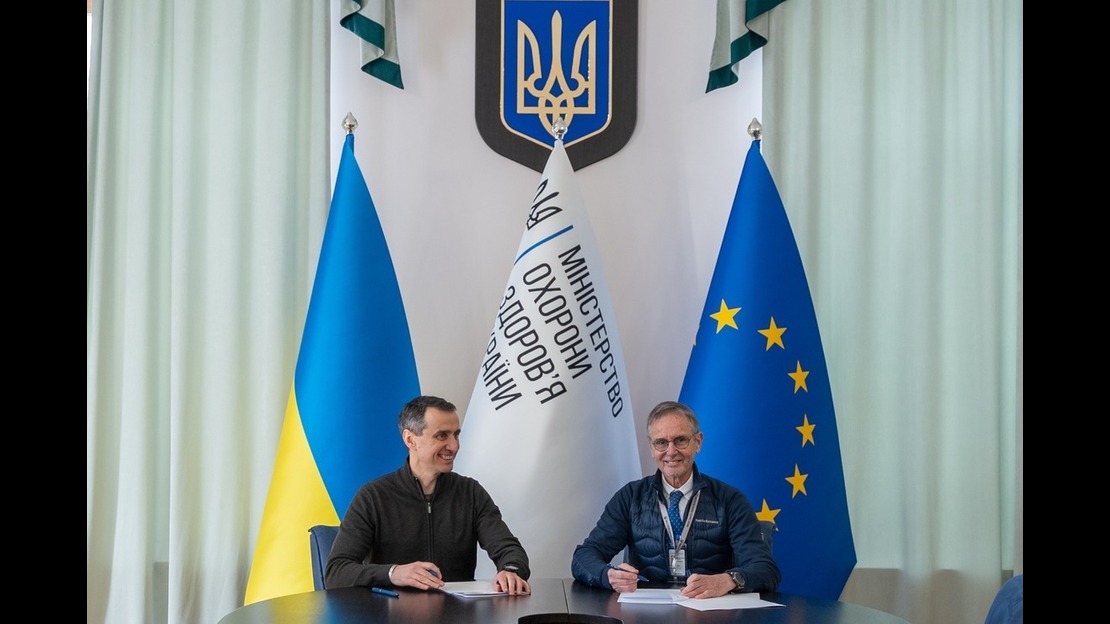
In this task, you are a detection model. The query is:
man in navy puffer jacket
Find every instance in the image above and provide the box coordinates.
[571,401,780,598]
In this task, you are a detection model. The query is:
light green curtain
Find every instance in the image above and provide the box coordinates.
[762,1,1023,623]
[86,1,329,622]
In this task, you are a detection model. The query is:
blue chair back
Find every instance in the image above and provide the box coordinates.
[984,574,1022,624]
[308,525,340,591]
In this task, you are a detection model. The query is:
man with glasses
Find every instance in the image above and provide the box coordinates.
[571,400,780,598]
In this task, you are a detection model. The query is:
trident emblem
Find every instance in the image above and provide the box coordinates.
[476,0,638,172]
[517,11,597,142]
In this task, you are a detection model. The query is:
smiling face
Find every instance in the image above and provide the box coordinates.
[404,407,461,481]
[648,411,703,488]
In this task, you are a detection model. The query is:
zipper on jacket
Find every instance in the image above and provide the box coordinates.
[425,496,435,562]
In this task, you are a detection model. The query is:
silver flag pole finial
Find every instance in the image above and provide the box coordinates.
[343,112,358,134]
[552,117,568,141]
[747,118,762,140]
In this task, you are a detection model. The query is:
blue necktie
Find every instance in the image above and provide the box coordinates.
[668,490,684,543]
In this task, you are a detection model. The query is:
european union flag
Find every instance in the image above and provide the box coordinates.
[679,131,855,599]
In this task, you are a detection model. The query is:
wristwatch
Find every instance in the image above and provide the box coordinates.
[728,571,746,593]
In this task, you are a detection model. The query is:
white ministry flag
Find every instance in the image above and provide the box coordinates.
[456,140,641,579]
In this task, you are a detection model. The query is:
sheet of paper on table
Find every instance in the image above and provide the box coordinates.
[618,589,784,611]
[439,580,507,598]
[617,589,685,604]
[678,592,784,611]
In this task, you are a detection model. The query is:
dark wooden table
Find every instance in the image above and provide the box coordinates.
[219,578,910,623]
[565,580,909,623]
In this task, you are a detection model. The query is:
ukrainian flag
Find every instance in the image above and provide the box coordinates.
[244,130,419,603]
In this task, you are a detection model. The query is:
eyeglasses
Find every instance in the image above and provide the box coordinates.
[650,436,694,452]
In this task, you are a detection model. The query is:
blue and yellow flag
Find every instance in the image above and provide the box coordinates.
[244,131,419,603]
[679,136,855,599]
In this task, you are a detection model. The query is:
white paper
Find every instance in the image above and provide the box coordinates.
[678,592,784,611]
[617,589,685,604]
[439,580,508,598]
[617,589,783,611]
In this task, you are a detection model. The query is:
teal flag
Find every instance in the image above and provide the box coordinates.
[707,0,787,92]
[341,0,404,88]
[679,137,855,599]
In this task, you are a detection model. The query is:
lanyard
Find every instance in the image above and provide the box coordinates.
[660,490,702,551]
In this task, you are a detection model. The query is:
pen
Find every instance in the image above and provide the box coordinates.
[609,564,649,582]
[371,587,399,598]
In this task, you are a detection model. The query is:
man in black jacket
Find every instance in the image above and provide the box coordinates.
[325,395,531,594]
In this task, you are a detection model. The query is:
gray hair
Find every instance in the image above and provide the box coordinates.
[645,400,700,434]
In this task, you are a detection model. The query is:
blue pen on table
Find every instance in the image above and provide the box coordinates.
[371,587,399,598]
[610,565,648,582]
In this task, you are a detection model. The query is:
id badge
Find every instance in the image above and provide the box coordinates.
[668,547,687,578]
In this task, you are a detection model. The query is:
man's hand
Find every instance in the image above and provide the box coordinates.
[390,562,444,590]
[606,564,643,594]
[493,570,531,595]
[680,572,734,599]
